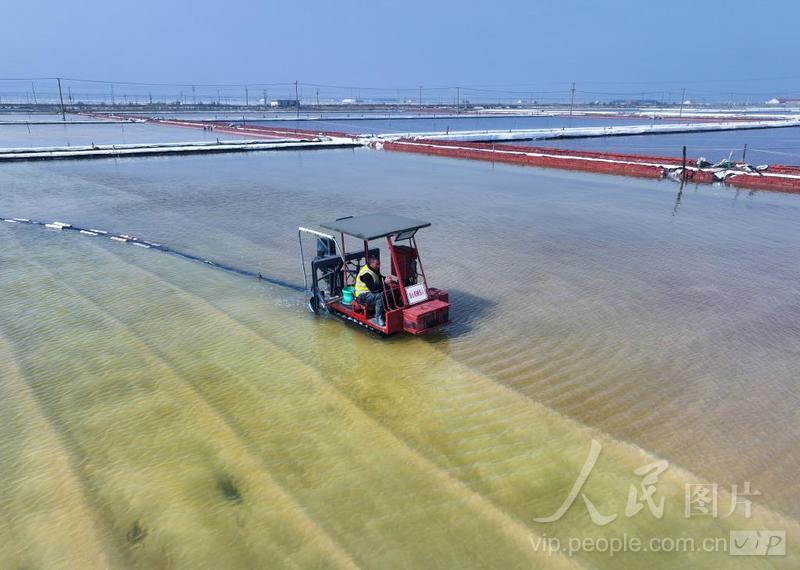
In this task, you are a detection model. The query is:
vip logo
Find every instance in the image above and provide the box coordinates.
[729,530,786,556]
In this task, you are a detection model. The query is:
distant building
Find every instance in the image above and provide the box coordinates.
[270,99,299,108]
[767,97,800,105]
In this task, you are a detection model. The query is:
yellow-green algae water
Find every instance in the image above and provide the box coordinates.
[1,147,799,568]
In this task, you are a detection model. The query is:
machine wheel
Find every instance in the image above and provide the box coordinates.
[307,289,327,315]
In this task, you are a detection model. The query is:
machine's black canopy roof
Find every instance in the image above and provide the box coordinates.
[320,213,430,241]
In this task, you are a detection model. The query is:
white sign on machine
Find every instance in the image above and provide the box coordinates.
[405,283,429,305]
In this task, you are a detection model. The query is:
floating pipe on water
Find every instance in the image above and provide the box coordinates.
[1,215,304,292]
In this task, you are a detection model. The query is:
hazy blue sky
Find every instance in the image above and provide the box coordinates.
[2,0,798,99]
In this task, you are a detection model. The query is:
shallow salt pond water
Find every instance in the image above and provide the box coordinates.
[532,125,800,166]
[0,117,251,149]
[1,148,798,567]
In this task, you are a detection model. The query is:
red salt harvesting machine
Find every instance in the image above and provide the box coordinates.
[298,213,449,336]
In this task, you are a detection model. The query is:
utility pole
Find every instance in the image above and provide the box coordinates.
[679,87,686,118]
[295,80,300,119]
[418,85,423,113]
[245,87,249,107]
[217,89,221,105]
[456,86,460,114]
[569,82,576,117]
[192,85,196,105]
[68,86,73,104]
[148,92,153,105]
[682,146,687,181]
[316,88,320,109]
[56,77,66,121]
[263,89,268,110]
[111,84,115,106]
[31,82,38,105]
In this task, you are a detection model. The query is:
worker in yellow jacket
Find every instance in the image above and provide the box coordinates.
[354,254,391,326]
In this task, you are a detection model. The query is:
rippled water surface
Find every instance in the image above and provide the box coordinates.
[1,147,799,568]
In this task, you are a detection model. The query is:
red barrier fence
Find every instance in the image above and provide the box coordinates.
[383,139,800,194]
[78,113,354,141]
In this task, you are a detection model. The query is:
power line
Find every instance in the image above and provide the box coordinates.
[0,76,795,99]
